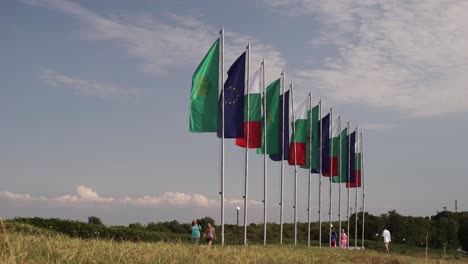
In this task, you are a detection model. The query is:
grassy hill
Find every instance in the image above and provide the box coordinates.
[1,220,467,264]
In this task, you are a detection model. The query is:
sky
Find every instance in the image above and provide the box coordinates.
[1,0,468,226]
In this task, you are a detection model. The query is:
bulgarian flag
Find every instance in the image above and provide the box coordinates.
[236,67,262,148]
[347,133,362,188]
[324,116,340,177]
[332,127,348,183]
[288,97,309,165]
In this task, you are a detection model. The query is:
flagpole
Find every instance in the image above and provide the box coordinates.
[318,99,322,248]
[307,92,312,247]
[361,132,365,249]
[346,121,350,249]
[262,58,268,246]
[243,42,250,246]
[290,82,297,246]
[219,28,225,246]
[338,116,342,247]
[329,108,333,247]
[280,69,285,245]
[354,127,358,248]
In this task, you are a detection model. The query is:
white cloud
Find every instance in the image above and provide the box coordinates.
[262,0,468,117]
[40,69,141,97]
[0,185,262,208]
[23,0,286,82]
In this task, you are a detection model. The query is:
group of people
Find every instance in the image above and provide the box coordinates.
[330,225,391,253]
[190,219,216,245]
[191,219,391,252]
[329,226,349,248]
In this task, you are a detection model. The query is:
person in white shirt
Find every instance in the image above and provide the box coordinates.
[382,227,391,253]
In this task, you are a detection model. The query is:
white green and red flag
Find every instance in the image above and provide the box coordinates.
[347,134,362,188]
[235,67,262,148]
[324,117,340,177]
[288,97,308,165]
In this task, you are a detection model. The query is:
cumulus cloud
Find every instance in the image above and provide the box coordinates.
[40,69,141,97]
[262,0,468,117]
[23,0,286,82]
[0,185,262,208]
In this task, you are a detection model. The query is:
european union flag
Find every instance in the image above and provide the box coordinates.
[217,52,245,138]
[321,113,330,175]
[311,113,330,174]
[270,91,290,161]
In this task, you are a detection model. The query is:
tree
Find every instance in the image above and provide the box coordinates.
[431,217,459,249]
[88,216,103,225]
[457,215,468,251]
[198,216,216,230]
[128,223,144,229]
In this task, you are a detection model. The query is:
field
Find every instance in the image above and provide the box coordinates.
[1,221,467,263]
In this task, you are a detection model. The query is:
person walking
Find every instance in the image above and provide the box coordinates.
[190,219,202,245]
[340,229,348,248]
[203,222,216,246]
[382,227,391,253]
[330,226,337,247]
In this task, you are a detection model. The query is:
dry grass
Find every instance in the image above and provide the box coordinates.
[1,221,467,264]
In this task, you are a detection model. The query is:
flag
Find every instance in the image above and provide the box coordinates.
[323,117,340,176]
[189,39,219,132]
[321,113,330,175]
[236,67,262,148]
[217,52,246,138]
[332,127,348,183]
[257,79,281,155]
[288,97,308,165]
[270,90,290,161]
[301,104,320,171]
[346,131,356,188]
[347,133,362,188]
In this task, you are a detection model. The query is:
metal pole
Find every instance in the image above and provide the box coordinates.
[280,69,285,245]
[329,108,333,247]
[243,43,250,246]
[338,116,342,247]
[307,92,312,247]
[354,127,358,248]
[237,208,240,244]
[318,99,322,248]
[361,132,365,249]
[347,122,350,248]
[262,58,267,246]
[290,82,298,246]
[220,28,225,246]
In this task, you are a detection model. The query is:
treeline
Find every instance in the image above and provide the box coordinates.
[9,210,468,250]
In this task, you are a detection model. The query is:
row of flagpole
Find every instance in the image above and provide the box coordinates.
[191,29,366,247]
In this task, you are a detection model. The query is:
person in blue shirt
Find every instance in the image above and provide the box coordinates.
[190,219,202,245]
[330,226,337,247]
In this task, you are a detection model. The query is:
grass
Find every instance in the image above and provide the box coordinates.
[1,220,467,264]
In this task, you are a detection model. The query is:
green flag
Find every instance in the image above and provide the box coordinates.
[301,104,320,171]
[257,78,281,154]
[332,127,348,183]
[189,39,219,132]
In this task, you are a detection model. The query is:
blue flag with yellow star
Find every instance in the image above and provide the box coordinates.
[217,52,246,138]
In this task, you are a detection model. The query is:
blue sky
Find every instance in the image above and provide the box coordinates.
[1,0,468,226]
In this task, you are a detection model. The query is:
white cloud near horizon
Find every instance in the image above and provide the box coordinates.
[0,185,262,208]
[22,0,286,82]
[40,69,141,97]
[262,0,468,117]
